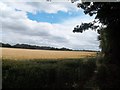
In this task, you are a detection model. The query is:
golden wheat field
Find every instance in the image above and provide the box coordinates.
[1,47,96,60]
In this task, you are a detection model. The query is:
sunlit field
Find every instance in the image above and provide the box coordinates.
[1,47,96,60]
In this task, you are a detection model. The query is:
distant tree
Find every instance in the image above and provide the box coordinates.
[0,42,12,47]
[1,42,73,51]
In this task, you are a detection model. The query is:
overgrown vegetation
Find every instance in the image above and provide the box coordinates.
[72,1,120,89]
[3,58,96,89]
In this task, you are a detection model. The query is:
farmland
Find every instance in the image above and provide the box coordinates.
[1,47,96,60]
[2,47,98,89]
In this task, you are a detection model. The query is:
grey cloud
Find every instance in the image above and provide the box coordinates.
[1,16,69,46]
[1,18,68,43]
[1,1,100,50]
[2,20,28,32]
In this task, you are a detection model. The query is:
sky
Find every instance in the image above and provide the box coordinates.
[0,0,100,51]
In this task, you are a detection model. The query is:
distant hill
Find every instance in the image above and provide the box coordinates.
[0,42,72,51]
[0,42,98,52]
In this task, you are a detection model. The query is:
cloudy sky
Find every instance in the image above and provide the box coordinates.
[0,0,100,51]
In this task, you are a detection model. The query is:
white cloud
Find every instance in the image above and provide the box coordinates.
[1,1,100,50]
[50,16,99,50]
[2,1,80,14]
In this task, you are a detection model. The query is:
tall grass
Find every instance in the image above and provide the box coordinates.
[3,58,96,89]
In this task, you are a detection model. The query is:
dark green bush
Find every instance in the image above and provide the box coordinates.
[96,63,120,90]
[2,58,96,89]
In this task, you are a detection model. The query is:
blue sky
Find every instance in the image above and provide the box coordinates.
[27,10,84,23]
[1,1,100,50]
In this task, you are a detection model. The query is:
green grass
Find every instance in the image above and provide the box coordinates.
[2,58,97,89]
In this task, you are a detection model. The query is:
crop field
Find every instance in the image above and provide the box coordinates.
[1,47,96,60]
[2,47,97,89]
[2,47,98,89]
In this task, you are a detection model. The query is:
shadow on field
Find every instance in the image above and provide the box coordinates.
[2,58,97,89]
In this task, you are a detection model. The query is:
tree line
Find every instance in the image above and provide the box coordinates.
[0,42,97,52]
[0,42,73,51]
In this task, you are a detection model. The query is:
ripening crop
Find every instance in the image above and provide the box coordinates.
[1,48,96,60]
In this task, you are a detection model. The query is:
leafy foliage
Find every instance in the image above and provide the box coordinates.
[73,2,120,63]
[71,1,120,89]
[3,58,96,89]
